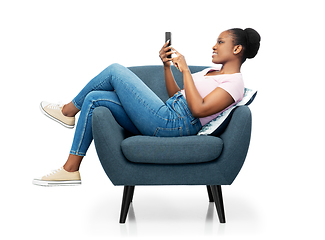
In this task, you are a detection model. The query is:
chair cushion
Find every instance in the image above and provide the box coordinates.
[121,135,223,164]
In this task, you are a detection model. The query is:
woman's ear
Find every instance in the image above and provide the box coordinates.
[233,45,243,55]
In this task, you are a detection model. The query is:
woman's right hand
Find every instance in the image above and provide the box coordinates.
[159,41,173,67]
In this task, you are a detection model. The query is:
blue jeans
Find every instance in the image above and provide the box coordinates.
[70,63,202,156]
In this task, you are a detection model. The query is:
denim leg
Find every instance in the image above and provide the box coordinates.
[69,63,199,156]
[99,64,178,135]
[72,63,177,136]
[70,91,141,156]
[72,63,129,110]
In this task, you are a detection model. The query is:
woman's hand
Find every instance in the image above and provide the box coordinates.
[159,41,173,67]
[171,48,190,73]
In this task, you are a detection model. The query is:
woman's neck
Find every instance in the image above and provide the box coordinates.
[219,60,242,74]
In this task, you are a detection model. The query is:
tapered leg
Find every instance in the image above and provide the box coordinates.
[129,185,135,203]
[210,185,226,223]
[119,186,135,223]
[206,185,214,202]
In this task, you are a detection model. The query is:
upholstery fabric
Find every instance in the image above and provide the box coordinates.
[121,135,223,164]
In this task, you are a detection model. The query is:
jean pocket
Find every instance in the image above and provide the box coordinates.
[153,127,182,137]
[190,118,202,133]
[191,118,200,125]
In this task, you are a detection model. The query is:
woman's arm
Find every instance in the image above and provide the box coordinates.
[163,65,181,97]
[159,42,181,97]
[172,49,234,118]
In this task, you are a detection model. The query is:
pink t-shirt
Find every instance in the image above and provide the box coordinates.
[180,66,244,126]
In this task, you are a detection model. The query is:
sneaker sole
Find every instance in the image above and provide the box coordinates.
[39,103,74,129]
[32,179,81,187]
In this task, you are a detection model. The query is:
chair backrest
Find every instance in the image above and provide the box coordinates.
[128,65,208,102]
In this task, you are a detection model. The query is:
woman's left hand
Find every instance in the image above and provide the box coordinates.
[172,48,190,73]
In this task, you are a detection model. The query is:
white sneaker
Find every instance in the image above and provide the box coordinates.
[33,167,81,187]
[40,101,75,129]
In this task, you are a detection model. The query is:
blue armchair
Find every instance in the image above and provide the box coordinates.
[92,65,252,224]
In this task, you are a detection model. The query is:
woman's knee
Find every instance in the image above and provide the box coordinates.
[106,63,125,73]
[83,91,105,108]
[84,91,99,102]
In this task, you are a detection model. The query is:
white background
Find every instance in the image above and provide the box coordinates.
[1,0,324,239]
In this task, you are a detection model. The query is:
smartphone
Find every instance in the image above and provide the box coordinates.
[165,32,172,58]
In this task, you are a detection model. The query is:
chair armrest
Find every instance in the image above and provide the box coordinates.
[216,106,252,182]
[92,107,134,183]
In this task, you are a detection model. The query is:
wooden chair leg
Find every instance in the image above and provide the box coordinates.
[129,185,135,203]
[206,185,214,202]
[119,186,135,224]
[210,185,226,223]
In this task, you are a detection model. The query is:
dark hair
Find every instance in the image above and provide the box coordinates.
[228,28,261,63]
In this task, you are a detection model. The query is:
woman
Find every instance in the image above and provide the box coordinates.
[33,28,261,186]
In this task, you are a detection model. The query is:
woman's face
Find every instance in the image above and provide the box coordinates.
[212,31,237,64]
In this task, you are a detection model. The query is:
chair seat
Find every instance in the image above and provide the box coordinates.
[121,135,223,164]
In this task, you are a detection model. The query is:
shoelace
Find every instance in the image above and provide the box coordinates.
[44,167,63,177]
[46,102,64,110]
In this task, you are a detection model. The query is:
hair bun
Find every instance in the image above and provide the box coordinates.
[244,28,261,59]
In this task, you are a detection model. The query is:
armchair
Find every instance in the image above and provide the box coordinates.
[92,65,252,224]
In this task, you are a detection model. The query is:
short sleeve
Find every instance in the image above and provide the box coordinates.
[218,74,245,103]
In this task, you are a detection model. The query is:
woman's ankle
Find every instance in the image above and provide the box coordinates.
[63,164,79,172]
[62,102,79,117]
[63,154,83,172]
[61,104,70,117]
